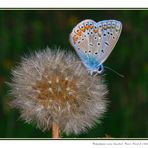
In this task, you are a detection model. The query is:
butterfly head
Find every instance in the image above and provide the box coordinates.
[89,64,104,75]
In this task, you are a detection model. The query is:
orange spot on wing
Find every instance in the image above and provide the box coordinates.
[85,25,89,30]
[93,29,98,33]
[76,30,82,36]
[90,25,93,29]
[80,28,86,32]
[73,35,79,43]
[85,25,93,29]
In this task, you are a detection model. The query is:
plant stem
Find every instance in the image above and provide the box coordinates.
[52,121,60,138]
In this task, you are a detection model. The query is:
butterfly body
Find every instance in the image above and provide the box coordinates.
[70,19,122,75]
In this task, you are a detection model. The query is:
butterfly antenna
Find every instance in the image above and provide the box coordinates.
[104,66,124,78]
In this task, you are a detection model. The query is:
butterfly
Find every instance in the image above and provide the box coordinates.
[70,19,122,75]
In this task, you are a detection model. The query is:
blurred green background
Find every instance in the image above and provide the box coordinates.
[0,10,148,138]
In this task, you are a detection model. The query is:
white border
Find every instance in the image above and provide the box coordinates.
[1,140,148,148]
[0,0,148,8]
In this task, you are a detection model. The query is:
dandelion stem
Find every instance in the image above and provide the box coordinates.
[52,121,60,138]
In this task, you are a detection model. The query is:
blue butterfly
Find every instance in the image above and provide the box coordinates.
[70,19,122,75]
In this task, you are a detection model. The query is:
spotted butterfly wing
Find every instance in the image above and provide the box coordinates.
[70,19,122,74]
[96,20,122,63]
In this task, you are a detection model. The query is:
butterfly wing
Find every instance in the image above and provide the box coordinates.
[96,20,122,64]
[70,19,101,71]
[69,19,122,72]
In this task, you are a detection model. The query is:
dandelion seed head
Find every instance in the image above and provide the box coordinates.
[9,48,108,135]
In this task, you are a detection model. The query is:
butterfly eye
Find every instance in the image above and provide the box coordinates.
[98,66,102,71]
[97,65,104,74]
[81,25,84,28]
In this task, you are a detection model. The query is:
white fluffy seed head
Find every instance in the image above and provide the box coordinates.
[9,47,108,135]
